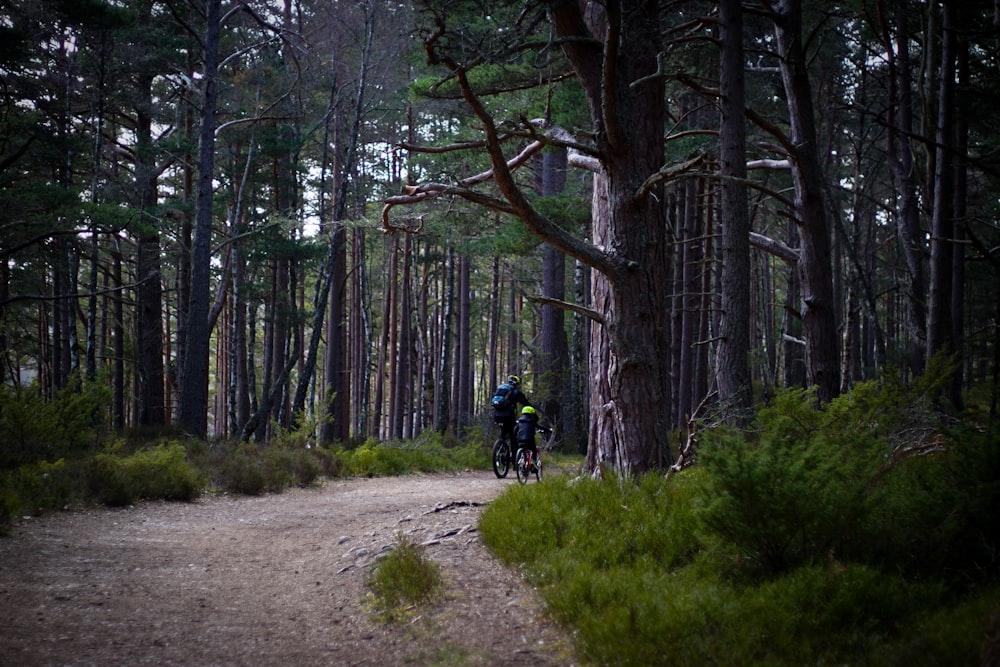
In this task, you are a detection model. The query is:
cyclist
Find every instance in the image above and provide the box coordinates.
[514,405,546,469]
[491,375,532,447]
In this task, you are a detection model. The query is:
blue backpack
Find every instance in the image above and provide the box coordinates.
[491,383,514,410]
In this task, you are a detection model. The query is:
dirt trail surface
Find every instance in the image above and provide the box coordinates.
[0,471,578,666]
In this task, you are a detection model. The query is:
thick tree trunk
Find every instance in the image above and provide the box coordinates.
[556,0,672,474]
[392,234,413,439]
[455,254,472,431]
[585,161,673,474]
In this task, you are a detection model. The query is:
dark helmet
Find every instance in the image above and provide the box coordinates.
[507,375,520,386]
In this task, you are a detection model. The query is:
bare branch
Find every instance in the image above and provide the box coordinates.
[747,158,791,170]
[635,152,708,199]
[526,295,605,324]
[750,231,799,265]
[524,119,603,171]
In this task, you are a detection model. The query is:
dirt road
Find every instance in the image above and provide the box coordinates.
[0,471,577,666]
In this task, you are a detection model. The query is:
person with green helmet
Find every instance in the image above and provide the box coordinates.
[515,405,549,469]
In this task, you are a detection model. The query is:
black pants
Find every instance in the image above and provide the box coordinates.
[495,416,516,444]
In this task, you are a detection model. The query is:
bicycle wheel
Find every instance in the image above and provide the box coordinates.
[492,439,510,478]
[515,448,530,484]
[534,454,542,481]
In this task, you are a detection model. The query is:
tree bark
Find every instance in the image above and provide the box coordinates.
[927,0,957,374]
[715,0,753,422]
[177,0,221,438]
[538,148,569,431]
[883,0,927,375]
[134,65,166,426]
[773,0,840,403]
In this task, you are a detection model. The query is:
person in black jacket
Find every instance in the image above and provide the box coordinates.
[515,405,549,469]
[492,375,531,446]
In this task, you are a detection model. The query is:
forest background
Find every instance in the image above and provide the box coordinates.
[3,1,1000,664]
[2,0,1000,471]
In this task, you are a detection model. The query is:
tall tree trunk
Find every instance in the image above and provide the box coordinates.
[386,235,400,439]
[229,242,251,435]
[773,0,840,402]
[883,0,927,375]
[305,5,375,442]
[112,241,125,429]
[434,247,455,433]
[568,259,589,451]
[351,230,370,437]
[538,148,569,431]
[392,234,413,439]
[948,26,968,410]
[716,0,753,421]
[783,221,806,388]
[134,67,166,426]
[927,0,958,398]
[552,0,672,474]
[453,255,472,433]
[177,0,221,437]
[678,178,699,421]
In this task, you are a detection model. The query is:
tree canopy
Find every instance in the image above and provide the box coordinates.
[1,0,999,475]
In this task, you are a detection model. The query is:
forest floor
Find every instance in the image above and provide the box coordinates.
[0,470,579,666]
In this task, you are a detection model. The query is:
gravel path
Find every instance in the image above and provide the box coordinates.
[0,471,578,666]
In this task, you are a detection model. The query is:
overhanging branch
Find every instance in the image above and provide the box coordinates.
[527,295,605,324]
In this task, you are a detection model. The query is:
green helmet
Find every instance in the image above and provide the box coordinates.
[507,375,520,385]
[521,406,536,415]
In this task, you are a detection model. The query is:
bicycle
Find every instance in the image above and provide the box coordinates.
[515,424,554,484]
[491,425,514,478]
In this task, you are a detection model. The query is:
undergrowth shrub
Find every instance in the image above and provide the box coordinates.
[214,443,285,495]
[0,379,110,468]
[481,471,704,584]
[864,418,1000,582]
[365,534,443,622]
[85,443,203,506]
[480,372,998,666]
[209,440,342,495]
[5,459,81,516]
[697,388,881,578]
[342,434,484,477]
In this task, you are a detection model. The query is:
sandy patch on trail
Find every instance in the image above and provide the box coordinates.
[0,471,578,666]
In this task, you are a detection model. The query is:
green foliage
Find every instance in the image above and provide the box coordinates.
[85,443,204,506]
[365,534,443,622]
[3,459,81,519]
[697,388,881,578]
[479,379,999,666]
[0,380,111,469]
[481,471,704,583]
[863,419,1000,582]
[341,434,486,477]
[211,442,326,496]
